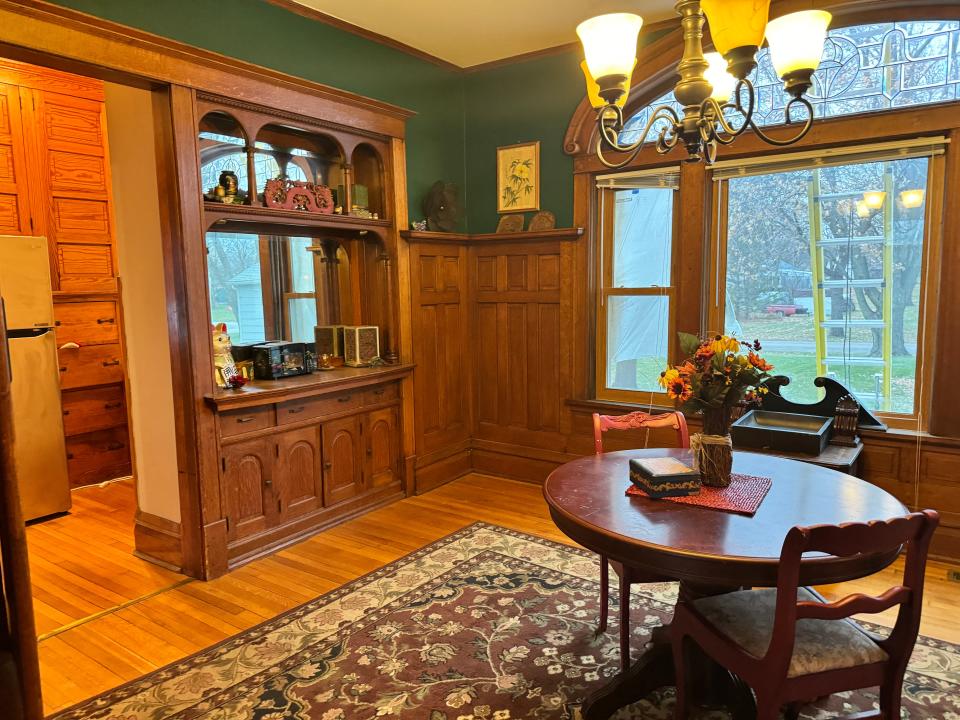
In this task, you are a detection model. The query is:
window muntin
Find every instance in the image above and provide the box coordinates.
[622,20,960,144]
[718,155,933,415]
[598,182,677,397]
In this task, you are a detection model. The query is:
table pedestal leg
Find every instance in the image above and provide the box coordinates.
[580,583,758,720]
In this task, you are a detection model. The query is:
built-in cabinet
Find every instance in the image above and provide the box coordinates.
[0,59,130,487]
[209,372,407,566]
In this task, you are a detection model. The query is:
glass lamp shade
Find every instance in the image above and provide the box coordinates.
[862,190,887,210]
[701,0,770,56]
[577,13,643,81]
[581,60,633,109]
[704,52,737,102]
[855,200,872,219]
[900,189,925,209]
[765,10,832,78]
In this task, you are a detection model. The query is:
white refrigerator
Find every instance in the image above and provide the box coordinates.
[0,235,71,520]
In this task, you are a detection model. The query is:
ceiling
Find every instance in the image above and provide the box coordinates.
[288,0,678,68]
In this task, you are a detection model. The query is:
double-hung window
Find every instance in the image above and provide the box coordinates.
[595,168,680,401]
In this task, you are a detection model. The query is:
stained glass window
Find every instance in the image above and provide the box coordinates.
[621,20,960,143]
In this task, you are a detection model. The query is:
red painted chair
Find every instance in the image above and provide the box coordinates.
[592,410,690,671]
[670,510,939,719]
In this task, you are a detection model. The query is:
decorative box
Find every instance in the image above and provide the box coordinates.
[315,325,345,358]
[628,457,701,499]
[252,342,308,380]
[343,325,380,367]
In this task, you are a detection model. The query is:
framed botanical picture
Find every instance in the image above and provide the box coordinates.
[497,141,540,213]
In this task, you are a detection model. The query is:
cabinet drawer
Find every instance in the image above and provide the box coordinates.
[277,390,362,425]
[66,427,131,487]
[61,385,126,435]
[220,406,274,438]
[58,343,123,389]
[54,301,119,345]
[364,382,399,406]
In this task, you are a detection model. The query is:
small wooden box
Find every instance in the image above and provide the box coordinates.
[628,457,701,499]
[314,325,346,358]
[343,325,379,367]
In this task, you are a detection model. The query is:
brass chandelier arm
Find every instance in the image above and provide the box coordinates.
[595,104,683,169]
[747,96,816,147]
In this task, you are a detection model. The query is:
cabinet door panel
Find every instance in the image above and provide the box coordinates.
[276,425,322,520]
[366,407,400,490]
[222,438,273,542]
[322,415,362,506]
[0,83,32,234]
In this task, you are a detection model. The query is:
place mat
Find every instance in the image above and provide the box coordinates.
[626,472,772,516]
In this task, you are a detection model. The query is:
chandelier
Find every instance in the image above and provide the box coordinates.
[577,0,832,168]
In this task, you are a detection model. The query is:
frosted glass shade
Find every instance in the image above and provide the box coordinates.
[862,191,887,210]
[704,52,737,102]
[766,10,832,77]
[855,200,871,219]
[580,60,633,109]
[701,0,770,55]
[577,13,643,80]
[900,189,925,209]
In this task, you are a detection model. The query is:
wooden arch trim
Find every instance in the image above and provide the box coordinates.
[563,1,960,160]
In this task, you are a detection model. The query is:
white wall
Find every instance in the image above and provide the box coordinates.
[103,82,181,523]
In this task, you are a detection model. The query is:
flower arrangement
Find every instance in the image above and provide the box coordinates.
[659,332,774,416]
[659,332,775,487]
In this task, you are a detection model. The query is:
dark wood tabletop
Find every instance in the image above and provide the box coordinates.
[543,448,908,588]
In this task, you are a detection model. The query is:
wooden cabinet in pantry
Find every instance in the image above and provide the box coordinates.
[0,59,130,486]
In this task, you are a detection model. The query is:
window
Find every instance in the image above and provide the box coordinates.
[596,169,679,400]
[710,143,943,417]
[622,20,960,144]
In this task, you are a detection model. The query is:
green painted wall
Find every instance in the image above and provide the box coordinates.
[463,50,584,233]
[47,0,466,226]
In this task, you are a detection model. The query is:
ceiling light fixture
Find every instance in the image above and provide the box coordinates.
[576,1,831,168]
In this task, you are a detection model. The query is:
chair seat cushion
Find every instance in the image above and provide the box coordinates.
[692,587,888,678]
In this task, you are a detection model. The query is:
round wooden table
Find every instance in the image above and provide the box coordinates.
[543,449,908,720]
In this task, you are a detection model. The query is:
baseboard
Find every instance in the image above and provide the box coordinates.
[415,448,472,493]
[133,510,183,572]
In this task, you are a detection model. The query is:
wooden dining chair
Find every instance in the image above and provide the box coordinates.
[592,410,689,671]
[670,509,940,720]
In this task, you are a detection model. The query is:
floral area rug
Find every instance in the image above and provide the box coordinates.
[52,523,960,719]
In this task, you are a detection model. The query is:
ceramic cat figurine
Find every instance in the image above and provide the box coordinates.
[212,323,240,388]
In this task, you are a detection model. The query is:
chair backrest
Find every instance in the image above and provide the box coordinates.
[592,411,690,453]
[764,510,939,676]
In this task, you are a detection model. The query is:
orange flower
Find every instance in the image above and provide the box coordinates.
[748,351,773,372]
[666,378,693,402]
[677,361,698,377]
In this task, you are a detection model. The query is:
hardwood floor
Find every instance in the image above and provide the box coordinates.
[27,474,960,715]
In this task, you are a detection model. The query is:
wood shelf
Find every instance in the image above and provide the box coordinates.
[205,363,413,410]
[204,201,392,235]
[401,227,584,244]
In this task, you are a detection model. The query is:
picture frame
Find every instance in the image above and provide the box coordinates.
[497,141,540,213]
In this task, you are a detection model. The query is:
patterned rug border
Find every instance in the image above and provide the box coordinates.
[48,522,585,719]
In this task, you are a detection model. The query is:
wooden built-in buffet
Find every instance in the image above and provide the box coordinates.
[205,366,410,567]
[0,58,130,488]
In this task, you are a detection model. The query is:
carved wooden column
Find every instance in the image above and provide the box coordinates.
[341,163,354,213]
[323,239,342,323]
[245,144,257,204]
[380,250,399,363]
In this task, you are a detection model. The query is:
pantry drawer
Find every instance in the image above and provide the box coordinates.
[54,301,119,346]
[220,405,274,438]
[66,427,131,487]
[61,385,127,436]
[58,343,123,389]
[277,390,362,425]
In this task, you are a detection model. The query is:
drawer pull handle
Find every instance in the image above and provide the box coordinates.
[288,407,305,414]
[373,389,385,396]
[96,317,116,325]
[59,342,80,351]
[264,478,273,487]
[59,366,67,373]
[323,461,332,470]
[102,360,121,367]
[62,409,70,416]
[337,395,352,403]
[104,402,123,410]
[105,442,124,451]
[236,416,255,424]
[66,452,74,460]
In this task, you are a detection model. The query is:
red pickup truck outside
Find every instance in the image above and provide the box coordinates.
[765,304,808,317]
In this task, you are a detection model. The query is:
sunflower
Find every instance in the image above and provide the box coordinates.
[666,377,693,402]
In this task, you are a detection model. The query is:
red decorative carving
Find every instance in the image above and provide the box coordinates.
[264,178,334,214]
